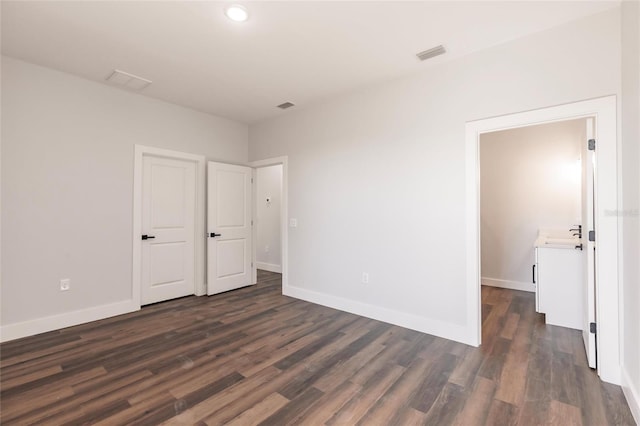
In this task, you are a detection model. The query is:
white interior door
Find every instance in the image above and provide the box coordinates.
[141,156,196,305]
[207,162,252,295]
[582,118,597,369]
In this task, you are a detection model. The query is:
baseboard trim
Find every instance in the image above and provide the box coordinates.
[482,277,534,293]
[283,285,473,346]
[0,299,140,343]
[256,262,282,273]
[622,367,640,426]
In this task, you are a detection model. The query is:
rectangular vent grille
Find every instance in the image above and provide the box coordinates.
[416,45,446,61]
[106,69,152,90]
[277,102,295,109]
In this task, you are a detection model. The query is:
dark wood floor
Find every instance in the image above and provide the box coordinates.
[0,271,634,425]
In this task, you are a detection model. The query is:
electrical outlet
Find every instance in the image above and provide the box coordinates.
[265,245,270,253]
[289,218,297,228]
[362,273,369,284]
[60,279,71,291]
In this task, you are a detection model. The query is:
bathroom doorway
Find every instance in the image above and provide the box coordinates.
[478,118,592,364]
[465,96,619,383]
[479,119,585,296]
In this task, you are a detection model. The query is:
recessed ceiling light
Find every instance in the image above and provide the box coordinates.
[225,4,248,22]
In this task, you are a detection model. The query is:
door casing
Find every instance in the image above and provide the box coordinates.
[465,96,620,384]
[133,145,206,308]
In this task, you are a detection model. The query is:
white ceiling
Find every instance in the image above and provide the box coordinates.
[1,1,619,124]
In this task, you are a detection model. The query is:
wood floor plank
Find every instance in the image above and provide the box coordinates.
[409,352,458,413]
[392,407,430,425]
[547,400,583,426]
[225,392,289,426]
[600,381,637,426]
[574,364,610,426]
[277,323,391,400]
[257,386,323,426]
[348,339,410,386]
[293,380,362,424]
[494,348,529,405]
[161,366,282,425]
[6,369,154,425]
[1,366,107,402]
[448,347,485,388]
[453,376,496,426]
[312,341,386,392]
[0,273,634,426]
[550,351,581,407]
[0,364,63,390]
[422,382,467,424]
[485,399,520,426]
[326,363,405,425]
[355,355,433,425]
[499,312,520,340]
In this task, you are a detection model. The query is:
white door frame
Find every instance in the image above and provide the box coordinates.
[249,156,289,291]
[133,145,206,307]
[465,96,620,384]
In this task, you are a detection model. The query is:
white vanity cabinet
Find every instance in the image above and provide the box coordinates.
[535,245,583,330]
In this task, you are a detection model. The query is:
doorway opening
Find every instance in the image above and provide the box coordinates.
[250,157,289,294]
[465,96,620,384]
[254,164,284,290]
[478,118,595,367]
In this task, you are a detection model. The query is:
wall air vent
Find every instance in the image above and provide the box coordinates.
[277,102,295,109]
[416,45,446,61]
[106,69,152,91]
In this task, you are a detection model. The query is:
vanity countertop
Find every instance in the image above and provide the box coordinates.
[535,230,582,250]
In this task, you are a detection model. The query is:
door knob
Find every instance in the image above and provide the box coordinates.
[141,235,156,240]
[210,233,222,238]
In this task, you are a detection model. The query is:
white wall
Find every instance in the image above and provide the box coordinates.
[256,165,282,272]
[1,56,248,334]
[249,8,621,344]
[480,120,584,292]
[621,1,640,422]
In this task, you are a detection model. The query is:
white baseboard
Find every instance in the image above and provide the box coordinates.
[482,277,534,293]
[283,285,473,346]
[256,262,282,273]
[0,299,140,343]
[622,367,640,426]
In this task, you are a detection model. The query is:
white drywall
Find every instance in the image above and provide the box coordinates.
[256,165,282,272]
[621,1,640,423]
[480,120,584,292]
[249,8,621,344]
[1,57,248,335]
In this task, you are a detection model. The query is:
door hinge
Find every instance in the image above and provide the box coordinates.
[590,322,597,334]
[588,139,596,151]
[588,230,595,242]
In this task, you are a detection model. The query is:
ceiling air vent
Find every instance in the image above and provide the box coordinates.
[277,102,295,110]
[106,69,152,90]
[416,45,446,61]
